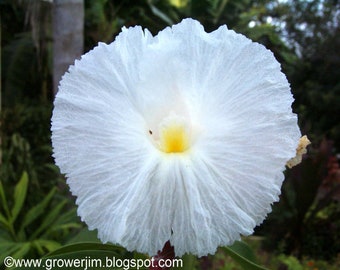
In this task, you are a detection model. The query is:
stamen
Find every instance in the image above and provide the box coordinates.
[149,112,191,154]
[160,123,189,153]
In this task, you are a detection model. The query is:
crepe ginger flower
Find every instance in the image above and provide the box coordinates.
[51,18,302,257]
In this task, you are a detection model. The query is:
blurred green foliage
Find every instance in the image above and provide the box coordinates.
[258,140,340,260]
[278,0,340,150]
[1,0,339,267]
[0,172,81,267]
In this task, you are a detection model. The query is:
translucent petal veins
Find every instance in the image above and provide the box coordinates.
[51,18,301,257]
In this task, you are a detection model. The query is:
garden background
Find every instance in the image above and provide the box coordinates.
[1,0,339,269]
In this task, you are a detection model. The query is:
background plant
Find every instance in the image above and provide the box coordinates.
[0,172,81,268]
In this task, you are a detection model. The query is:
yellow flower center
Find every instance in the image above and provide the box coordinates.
[149,112,191,154]
[159,122,189,153]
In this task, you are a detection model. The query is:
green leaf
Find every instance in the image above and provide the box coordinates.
[0,240,31,265]
[19,188,56,233]
[0,181,11,218]
[0,179,18,240]
[32,240,45,255]
[42,207,81,237]
[0,212,10,229]
[11,172,29,223]
[45,223,82,236]
[148,1,174,25]
[229,241,258,263]
[12,242,31,259]
[29,199,67,240]
[0,233,12,242]
[0,242,22,262]
[44,242,126,258]
[32,239,61,254]
[67,228,100,244]
[180,254,196,270]
[223,241,269,270]
[52,207,78,226]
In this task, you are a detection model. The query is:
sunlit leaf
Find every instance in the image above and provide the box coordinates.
[169,0,188,8]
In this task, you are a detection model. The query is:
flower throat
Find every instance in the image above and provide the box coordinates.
[149,112,190,153]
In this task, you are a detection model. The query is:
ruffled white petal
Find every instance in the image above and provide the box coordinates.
[51,18,301,257]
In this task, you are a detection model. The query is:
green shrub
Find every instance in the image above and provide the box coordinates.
[0,172,81,266]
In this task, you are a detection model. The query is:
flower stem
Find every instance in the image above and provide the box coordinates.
[150,241,175,270]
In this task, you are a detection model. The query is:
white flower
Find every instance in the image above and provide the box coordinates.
[51,18,301,257]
